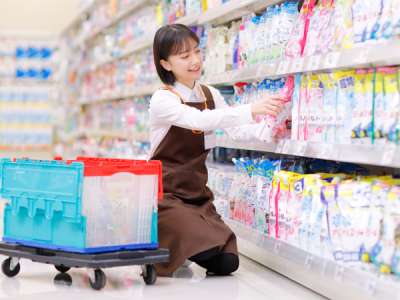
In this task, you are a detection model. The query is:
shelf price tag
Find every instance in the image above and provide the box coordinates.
[294,141,307,156]
[291,58,304,73]
[318,143,332,159]
[304,255,313,270]
[320,260,328,276]
[277,60,291,75]
[281,140,290,154]
[334,265,345,282]
[324,52,341,69]
[273,241,282,254]
[306,55,322,71]
[381,144,396,166]
[366,278,377,296]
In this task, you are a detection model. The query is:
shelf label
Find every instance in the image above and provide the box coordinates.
[354,49,369,65]
[294,141,307,156]
[334,265,345,282]
[291,58,304,73]
[381,144,396,166]
[324,52,340,69]
[318,143,332,159]
[276,140,286,154]
[306,55,322,71]
[304,255,313,270]
[281,140,290,154]
[320,260,328,276]
[273,241,282,254]
[277,60,291,74]
[366,278,377,296]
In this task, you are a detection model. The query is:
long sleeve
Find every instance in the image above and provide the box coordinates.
[149,89,254,131]
[208,86,273,141]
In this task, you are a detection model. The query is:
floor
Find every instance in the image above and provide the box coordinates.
[0,255,325,300]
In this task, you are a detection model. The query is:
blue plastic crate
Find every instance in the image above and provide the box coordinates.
[0,158,159,253]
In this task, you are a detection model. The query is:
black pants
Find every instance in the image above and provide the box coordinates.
[189,247,239,276]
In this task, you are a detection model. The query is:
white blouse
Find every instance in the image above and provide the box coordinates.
[148,81,272,158]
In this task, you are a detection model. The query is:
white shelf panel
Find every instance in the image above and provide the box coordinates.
[216,136,400,168]
[63,0,99,34]
[83,12,201,73]
[60,128,130,143]
[225,219,400,300]
[198,0,283,25]
[83,0,150,45]
[80,83,159,105]
[204,40,400,85]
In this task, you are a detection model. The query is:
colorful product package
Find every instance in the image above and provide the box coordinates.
[334,0,355,50]
[319,73,337,143]
[363,179,393,263]
[285,0,316,58]
[307,75,325,142]
[351,70,367,144]
[389,186,400,276]
[382,67,400,144]
[373,69,386,145]
[291,74,302,141]
[333,70,355,144]
[372,185,400,274]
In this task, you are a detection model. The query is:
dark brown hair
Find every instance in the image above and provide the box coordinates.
[153,24,200,85]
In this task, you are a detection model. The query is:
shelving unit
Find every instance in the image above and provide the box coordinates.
[83,0,150,46]
[203,40,400,85]
[216,136,400,168]
[225,219,400,300]
[198,0,282,25]
[80,82,160,106]
[84,12,201,74]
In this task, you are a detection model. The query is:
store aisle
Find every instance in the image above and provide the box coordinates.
[0,255,324,300]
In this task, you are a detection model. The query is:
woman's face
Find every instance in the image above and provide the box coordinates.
[161,38,202,87]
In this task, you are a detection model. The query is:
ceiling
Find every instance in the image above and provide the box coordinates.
[0,0,81,37]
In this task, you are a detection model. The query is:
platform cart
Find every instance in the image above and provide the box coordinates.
[0,242,169,290]
[0,157,169,290]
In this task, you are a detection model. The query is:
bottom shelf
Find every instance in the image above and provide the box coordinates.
[224,219,400,300]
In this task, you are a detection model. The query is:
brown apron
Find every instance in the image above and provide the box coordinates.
[150,85,238,276]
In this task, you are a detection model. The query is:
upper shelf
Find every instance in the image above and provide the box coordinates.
[203,40,400,85]
[198,0,283,25]
[82,0,150,46]
[62,0,99,35]
[79,82,160,105]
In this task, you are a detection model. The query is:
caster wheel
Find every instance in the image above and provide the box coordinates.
[54,272,72,286]
[89,269,106,290]
[142,264,157,285]
[2,258,20,278]
[55,265,71,273]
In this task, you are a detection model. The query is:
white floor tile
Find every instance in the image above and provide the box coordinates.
[0,255,325,300]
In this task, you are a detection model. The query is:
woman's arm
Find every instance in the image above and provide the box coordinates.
[209,86,277,141]
[150,89,254,131]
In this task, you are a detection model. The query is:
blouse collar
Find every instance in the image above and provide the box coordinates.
[173,81,204,102]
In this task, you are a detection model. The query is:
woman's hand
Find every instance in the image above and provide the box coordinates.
[251,95,286,120]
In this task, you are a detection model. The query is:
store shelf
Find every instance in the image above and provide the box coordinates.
[225,219,400,300]
[84,12,201,73]
[62,0,99,34]
[60,128,131,143]
[204,40,400,85]
[83,0,150,45]
[80,83,160,105]
[216,136,400,168]
[198,0,283,25]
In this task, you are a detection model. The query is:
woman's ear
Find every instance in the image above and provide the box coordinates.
[160,59,172,71]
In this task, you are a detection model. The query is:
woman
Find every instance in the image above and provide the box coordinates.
[149,24,284,276]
